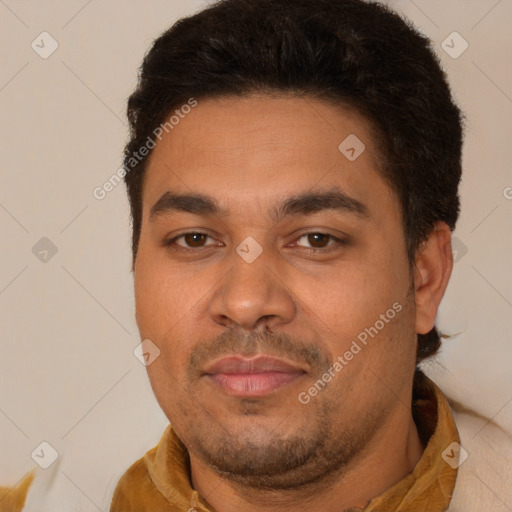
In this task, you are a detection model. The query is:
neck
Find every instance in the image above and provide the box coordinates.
[190,409,424,512]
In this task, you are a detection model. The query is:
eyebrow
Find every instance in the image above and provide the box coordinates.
[149,188,369,223]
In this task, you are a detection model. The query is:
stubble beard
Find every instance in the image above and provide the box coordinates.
[173,326,397,492]
[185,392,388,492]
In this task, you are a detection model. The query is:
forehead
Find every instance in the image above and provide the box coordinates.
[142,94,399,224]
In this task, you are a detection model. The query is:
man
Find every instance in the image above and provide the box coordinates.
[108,0,512,510]
[2,0,510,511]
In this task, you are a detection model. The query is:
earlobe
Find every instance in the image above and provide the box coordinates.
[413,222,454,335]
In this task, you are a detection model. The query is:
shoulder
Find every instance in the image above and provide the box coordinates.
[448,404,512,512]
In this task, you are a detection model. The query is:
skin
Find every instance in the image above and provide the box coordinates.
[133,94,453,512]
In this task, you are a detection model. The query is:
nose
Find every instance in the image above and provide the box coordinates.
[208,248,296,332]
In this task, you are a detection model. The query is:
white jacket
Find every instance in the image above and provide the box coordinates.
[448,403,512,511]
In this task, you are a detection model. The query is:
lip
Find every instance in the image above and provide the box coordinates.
[203,355,307,397]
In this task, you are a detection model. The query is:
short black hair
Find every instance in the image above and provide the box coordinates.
[123,0,464,365]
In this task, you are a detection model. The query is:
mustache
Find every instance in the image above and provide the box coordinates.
[187,327,331,379]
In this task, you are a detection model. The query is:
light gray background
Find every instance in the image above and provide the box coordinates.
[1,0,511,509]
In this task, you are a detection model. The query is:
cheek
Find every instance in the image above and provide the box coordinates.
[134,251,194,339]
[134,254,205,377]
[295,255,405,336]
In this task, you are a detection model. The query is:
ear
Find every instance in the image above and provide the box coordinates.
[413,221,454,335]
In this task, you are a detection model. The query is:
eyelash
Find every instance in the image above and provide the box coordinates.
[164,231,349,255]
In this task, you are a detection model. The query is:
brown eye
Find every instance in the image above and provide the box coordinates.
[165,232,216,252]
[296,233,334,249]
[307,233,330,248]
[293,232,349,254]
[180,233,209,247]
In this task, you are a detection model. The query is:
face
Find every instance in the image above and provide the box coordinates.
[134,94,418,488]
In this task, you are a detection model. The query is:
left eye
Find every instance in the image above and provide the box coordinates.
[293,232,348,252]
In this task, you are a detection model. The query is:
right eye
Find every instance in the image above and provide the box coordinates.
[165,232,221,253]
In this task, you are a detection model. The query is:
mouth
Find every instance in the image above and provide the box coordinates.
[202,355,308,398]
